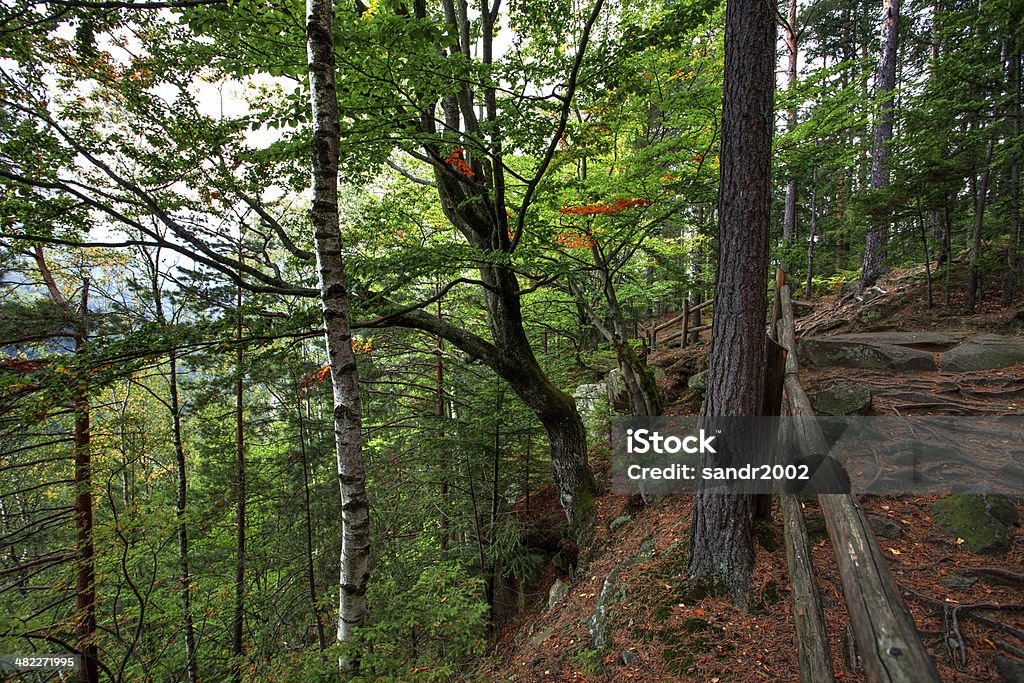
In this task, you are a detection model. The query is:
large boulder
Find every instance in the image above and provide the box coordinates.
[931,492,1020,555]
[799,335,937,371]
[810,383,872,416]
[940,334,1024,372]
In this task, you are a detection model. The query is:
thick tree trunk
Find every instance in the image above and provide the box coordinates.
[860,0,900,290]
[306,0,370,668]
[688,0,773,607]
[169,350,199,683]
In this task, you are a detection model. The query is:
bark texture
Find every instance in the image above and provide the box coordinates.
[687,0,774,605]
[860,0,901,289]
[306,0,370,668]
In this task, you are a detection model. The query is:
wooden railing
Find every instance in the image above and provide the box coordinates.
[645,298,714,348]
[772,271,941,683]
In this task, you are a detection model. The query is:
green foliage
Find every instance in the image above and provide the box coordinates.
[349,563,488,681]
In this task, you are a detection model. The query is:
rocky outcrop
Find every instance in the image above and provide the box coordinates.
[940,334,1024,372]
[799,335,937,372]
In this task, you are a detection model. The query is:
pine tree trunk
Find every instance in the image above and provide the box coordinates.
[306,0,370,668]
[860,0,901,289]
[688,0,773,607]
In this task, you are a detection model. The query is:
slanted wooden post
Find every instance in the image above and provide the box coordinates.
[777,283,941,683]
[680,299,690,348]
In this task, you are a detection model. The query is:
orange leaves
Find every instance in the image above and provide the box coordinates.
[558,197,651,215]
[444,146,474,177]
[301,365,331,388]
[554,230,595,249]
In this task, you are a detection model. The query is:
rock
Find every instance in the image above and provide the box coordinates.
[606,369,629,412]
[574,382,608,414]
[868,515,904,540]
[930,493,1020,555]
[620,650,638,665]
[608,514,632,533]
[810,383,872,416]
[687,370,708,391]
[547,578,570,609]
[588,560,628,648]
[940,574,978,590]
[799,336,937,372]
[997,654,1024,683]
[941,334,1024,372]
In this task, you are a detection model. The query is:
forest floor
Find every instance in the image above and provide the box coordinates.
[483,267,1024,682]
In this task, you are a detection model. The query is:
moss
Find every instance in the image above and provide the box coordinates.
[753,520,781,551]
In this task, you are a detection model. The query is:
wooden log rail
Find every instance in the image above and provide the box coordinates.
[647,298,714,348]
[774,277,941,683]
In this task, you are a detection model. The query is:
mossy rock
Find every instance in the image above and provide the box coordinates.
[687,370,708,391]
[931,493,1020,555]
[810,383,872,416]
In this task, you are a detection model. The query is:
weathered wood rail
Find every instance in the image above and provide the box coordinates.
[772,272,941,683]
[645,298,714,348]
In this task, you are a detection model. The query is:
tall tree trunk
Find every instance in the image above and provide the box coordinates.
[860,0,901,289]
[169,350,199,683]
[74,316,98,683]
[966,136,994,313]
[231,274,246,683]
[688,0,773,607]
[1003,50,1021,304]
[805,166,818,298]
[306,0,370,668]
[782,0,799,256]
[33,248,98,683]
[296,394,326,650]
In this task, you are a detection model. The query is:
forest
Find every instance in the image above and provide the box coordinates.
[0,0,1022,680]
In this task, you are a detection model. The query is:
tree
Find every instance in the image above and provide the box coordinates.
[305,0,370,666]
[859,0,900,289]
[687,0,774,604]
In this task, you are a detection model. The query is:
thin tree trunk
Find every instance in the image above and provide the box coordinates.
[231,272,246,683]
[297,394,326,650]
[306,0,370,669]
[860,0,901,289]
[805,166,818,298]
[966,136,995,313]
[688,0,773,607]
[169,350,199,683]
[1004,50,1021,304]
[783,0,799,256]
